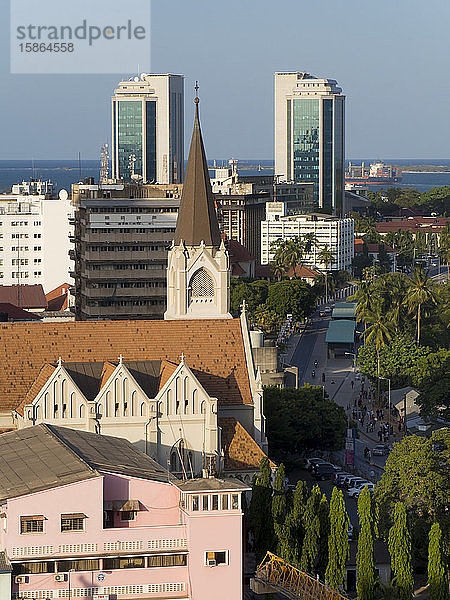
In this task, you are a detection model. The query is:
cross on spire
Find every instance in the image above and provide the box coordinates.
[119,354,123,364]
[180,352,185,363]
[194,80,199,101]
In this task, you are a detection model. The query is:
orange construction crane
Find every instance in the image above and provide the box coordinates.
[251,552,349,600]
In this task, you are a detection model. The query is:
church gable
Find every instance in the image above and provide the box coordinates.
[22,363,90,426]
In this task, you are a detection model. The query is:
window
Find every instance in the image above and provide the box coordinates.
[147,554,186,568]
[13,561,55,575]
[205,551,228,566]
[120,510,136,521]
[57,559,99,572]
[192,495,199,511]
[231,494,239,510]
[211,495,219,510]
[103,556,145,569]
[61,513,86,532]
[20,515,44,534]
[202,495,209,511]
[221,494,229,510]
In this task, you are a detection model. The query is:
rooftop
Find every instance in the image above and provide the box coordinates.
[326,320,356,344]
[174,477,250,493]
[0,284,47,309]
[0,318,252,412]
[0,424,171,502]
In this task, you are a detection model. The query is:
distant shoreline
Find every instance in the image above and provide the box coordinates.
[401,170,450,174]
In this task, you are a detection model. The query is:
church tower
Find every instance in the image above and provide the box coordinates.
[165,91,231,320]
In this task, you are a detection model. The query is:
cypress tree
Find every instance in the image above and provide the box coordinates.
[427,522,448,600]
[388,502,413,600]
[272,464,287,556]
[317,493,330,579]
[325,486,349,589]
[356,486,376,600]
[248,457,274,563]
[300,485,322,574]
[283,480,307,566]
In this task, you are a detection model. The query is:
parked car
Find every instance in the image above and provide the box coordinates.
[348,483,375,498]
[345,477,368,490]
[342,474,360,488]
[335,472,350,486]
[305,457,327,471]
[372,444,389,456]
[312,463,336,480]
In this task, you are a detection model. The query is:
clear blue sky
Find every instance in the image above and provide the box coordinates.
[1,0,450,160]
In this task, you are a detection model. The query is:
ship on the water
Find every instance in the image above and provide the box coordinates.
[345,161,402,184]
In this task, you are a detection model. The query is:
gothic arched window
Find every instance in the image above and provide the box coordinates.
[189,268,215,304]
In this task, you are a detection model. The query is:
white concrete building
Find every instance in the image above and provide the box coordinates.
[261,205,354,271]
[275,72,345,215]
[112,73,184,184]
[0,190,73,293]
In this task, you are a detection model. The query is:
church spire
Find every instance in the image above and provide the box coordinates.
[173,83,221,247]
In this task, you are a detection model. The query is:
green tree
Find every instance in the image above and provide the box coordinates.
[405,268,438,344]
[300,485,322,574]
[272,464,287,556]
[378,244,392,273]
[271,236,305,275]
[325,487,350,589]
[352,243,373,279]
[263,385,347,454]
[317,244,335,301]
[356,487,376,600]
[249,457,274,562]
[283,480,307,566]
[374,430,450,559]
[365,305,394,400]
[388,502,413,600]
[349,280,380,337]
[317,494,330,579]
[427,522,448,600]
[265,279,316,324]
[230,280,268,316]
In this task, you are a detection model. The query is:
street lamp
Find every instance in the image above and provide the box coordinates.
[378,377,391,444]
[68,568,75,599]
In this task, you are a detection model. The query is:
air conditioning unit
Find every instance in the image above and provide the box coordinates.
[15,575,29,584]
[54,573,68,582]
[207,559,216,567]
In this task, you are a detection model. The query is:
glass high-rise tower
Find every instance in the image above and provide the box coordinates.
[112,74,184,184]
[275,72,345,215]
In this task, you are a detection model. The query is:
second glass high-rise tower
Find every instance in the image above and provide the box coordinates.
[275,72,345,215]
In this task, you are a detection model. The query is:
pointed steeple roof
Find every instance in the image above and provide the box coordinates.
[173,91,221,247]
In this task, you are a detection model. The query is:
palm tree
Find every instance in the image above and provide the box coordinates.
[317,245,335,302]
[272,259,286,282]
[405,268,438,344]
[302,232,319,265]
[270,237,304,277]
[349,281,380,340]
[365,306,394,401]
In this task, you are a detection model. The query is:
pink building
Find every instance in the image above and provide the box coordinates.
[0,425,249,600]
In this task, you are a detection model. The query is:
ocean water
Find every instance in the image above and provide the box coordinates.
[2,159,450,194]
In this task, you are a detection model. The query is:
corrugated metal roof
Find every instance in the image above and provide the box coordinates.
[0,424,173,502]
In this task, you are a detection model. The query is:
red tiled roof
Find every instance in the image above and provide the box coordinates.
[0,303,42,321]
[46,284,71,311]
[220,417,275,471]
[285,265,321,279]
[0,285,47,310]
[0,319,252,412]
[46,284,71,301]
[99,361,117,391]
[254,264,273,278]
[158,360,178,391]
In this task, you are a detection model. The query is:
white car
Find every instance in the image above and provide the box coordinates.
[348,483,374,498]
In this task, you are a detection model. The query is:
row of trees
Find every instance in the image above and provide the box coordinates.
[364,185,450,215]
[350,271,449,417]
[248,458,448,600]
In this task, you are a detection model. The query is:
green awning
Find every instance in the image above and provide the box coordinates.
[326,320,356,344]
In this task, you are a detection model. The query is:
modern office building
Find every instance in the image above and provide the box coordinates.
[71,181,181,320]
[261,206,354,271]
[111,74,184,184]
[212,168,314,259]
[0,184,73,292]
[274,71,345,215]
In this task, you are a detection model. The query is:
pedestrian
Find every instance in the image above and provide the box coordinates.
[378,430,382,442]
[354,398,357,407]
[351,380,354,389]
